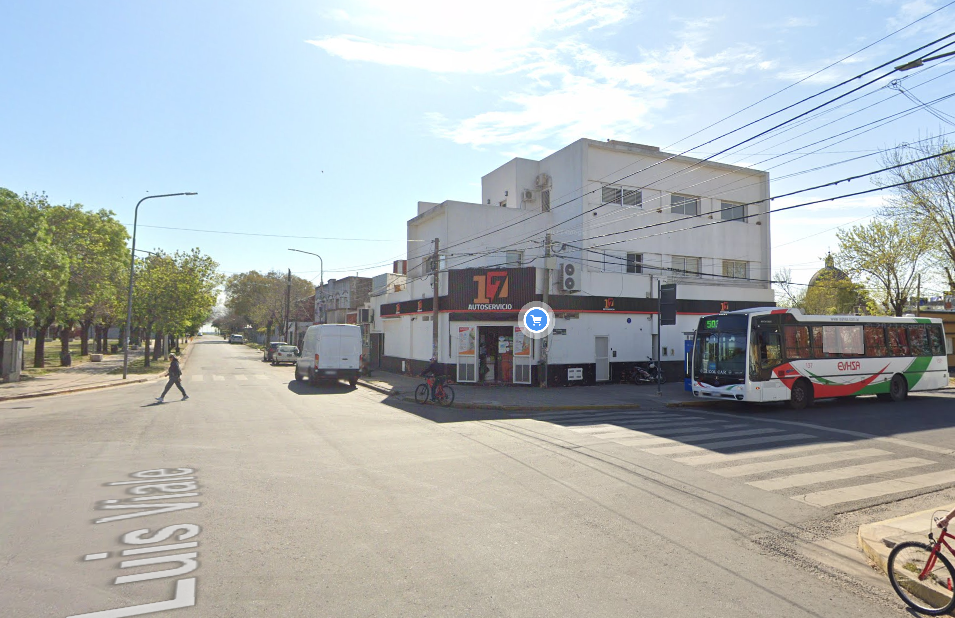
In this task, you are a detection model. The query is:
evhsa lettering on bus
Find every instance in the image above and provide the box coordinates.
[837,361,861,371]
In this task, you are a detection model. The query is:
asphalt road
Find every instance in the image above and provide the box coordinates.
[2,339,952,617]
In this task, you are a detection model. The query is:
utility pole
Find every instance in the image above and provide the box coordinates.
[285,269,291,342]
[542,233,551,388]
[916,273,921,316]
[432,238,440,361]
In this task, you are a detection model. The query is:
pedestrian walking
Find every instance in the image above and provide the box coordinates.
[156,353,188,403]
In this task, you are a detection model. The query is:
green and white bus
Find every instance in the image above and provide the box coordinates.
[691,307,950,409]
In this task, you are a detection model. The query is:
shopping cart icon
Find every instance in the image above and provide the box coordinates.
[531,315,543,327]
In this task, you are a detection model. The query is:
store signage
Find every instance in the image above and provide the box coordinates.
[448,268,536,312]
[553,328,567,335]
[603,298,615,311]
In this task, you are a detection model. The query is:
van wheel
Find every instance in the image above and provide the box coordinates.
[307,369,319,386]
[788,379,813,410]
[349,378,358,388]
[294,367,304,382]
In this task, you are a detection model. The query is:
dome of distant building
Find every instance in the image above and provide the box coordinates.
[808,253,850,288]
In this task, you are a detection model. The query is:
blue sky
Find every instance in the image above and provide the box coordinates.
[2,0,953,295]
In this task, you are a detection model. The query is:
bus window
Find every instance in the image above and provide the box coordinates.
[811,327,829,358]
[822,325,864,356]
[907,325,930,356]
[863,325,887,357]
[758,330,782,369]
[929,325,946,356]
[783,325,810,360]
[887,325,909,356]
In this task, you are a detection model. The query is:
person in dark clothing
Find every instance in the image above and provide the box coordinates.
[420,357,442,401]
[156,354,188,403]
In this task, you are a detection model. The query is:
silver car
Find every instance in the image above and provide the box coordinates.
[272,345,299,366]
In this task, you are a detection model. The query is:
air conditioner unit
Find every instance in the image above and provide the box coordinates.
[557,262,579,292]
[535,173,551,189]
[522,189,534,201]
[358,308,371,323]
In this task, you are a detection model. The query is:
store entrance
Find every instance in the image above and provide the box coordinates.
[479,325,513,384]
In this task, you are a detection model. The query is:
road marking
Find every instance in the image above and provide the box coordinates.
[254,374,267,380]
[84,553,108,561]
[673,441,853,466]
[613,425,747,439]
[791,467,955,507]
[213,375,225,382]
[755,457,936,492]
[585,425,734,441]
[548,411,673,424]
[234,375,248,381]
[612,420,726,431]
[642,433,816,456]
[622,428,784,447]
[190,375,204,382]
[713,448,892,478]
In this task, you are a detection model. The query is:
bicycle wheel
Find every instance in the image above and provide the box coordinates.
[414,384,430,404]
[888,541,955,615]
[437,385,455,407]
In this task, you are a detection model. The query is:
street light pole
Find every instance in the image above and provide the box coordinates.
[123,192,198,379]
[288,249,323,324]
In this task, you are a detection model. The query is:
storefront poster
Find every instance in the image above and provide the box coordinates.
[513,327,530,356]
[458,326,475,355]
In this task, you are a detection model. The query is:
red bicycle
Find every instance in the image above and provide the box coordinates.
[888,511,955,614]
[414,376,455,406]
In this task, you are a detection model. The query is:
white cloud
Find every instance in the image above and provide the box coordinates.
[783,17,818,28]
[886,0,952,37]
[309,1,774,152]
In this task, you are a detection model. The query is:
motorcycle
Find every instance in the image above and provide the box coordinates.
[646,356,667,384]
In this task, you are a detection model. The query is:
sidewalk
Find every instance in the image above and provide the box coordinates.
[858,504,955,576]
[0,341,195,402]
[358,370,709,411]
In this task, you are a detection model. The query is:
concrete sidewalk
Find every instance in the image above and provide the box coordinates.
[358,370,714,411]
[858,503,955,575]
[0,341,195,402]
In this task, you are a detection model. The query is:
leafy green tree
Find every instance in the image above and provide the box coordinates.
[877,136,955,290]
[225,270,314,342]
[801,275,870,315]
[836,219,930,316]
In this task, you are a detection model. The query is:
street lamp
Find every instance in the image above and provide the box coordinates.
[123,192,198,379]
[289,248,324,324]
[895,50,955,71]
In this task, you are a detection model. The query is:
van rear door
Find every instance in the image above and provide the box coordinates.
[317,328,341,369]
[339,328,361,370]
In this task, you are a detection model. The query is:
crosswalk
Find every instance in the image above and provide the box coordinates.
[188,373,273,382]
[520,409,955,509]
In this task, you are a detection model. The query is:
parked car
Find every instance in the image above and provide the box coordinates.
[272,345,299,366]
[264,341,289,362]
[229,334,244,344]
[295,324,362,387]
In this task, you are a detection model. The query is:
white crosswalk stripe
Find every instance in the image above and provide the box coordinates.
[753,457,936,492]
[711,448,891,478]
[791,468,955,507]
[515,409,954,509]
[213,375,225,381]
[234,375,248,381]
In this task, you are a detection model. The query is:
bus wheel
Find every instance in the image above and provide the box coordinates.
[889,374,908,402]
[788,379,813,410]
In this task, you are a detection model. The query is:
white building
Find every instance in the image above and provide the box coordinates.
[369,138,775,385]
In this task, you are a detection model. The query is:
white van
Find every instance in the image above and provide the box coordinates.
[295,324,362,387]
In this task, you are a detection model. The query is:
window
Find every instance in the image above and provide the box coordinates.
[887,325,909,356]
[722,260,748,279]
[505,251,522,268]
[907,325,930,356]
[929,324,946,356]
[626,253,643,274]
[783,326,811,360]
[671,256,701,277]
[601,185,642,207]
[671,194,699,216]
[821,325,864,356]
[541,189,551,212]
[721,201,746,222]
[758,330,782,369]
[863,325,887,357]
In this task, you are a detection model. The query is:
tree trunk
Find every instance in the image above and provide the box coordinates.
[34,321,52,368]
[80,320,93,356]
[59,327,72,366]
[153,331,163,361]
[143,323,152,368]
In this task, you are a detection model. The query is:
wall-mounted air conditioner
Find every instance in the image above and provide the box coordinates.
[522,189,534,201]
[557,262,579,292]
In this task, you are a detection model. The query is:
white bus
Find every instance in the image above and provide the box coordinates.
[691,307,950,409]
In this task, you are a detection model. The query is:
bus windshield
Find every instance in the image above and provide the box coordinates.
[694,316,748,384]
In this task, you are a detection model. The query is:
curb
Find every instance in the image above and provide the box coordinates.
[357,380,398,397]
[0,339,196,403]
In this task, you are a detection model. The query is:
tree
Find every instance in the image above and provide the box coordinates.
[836,219,930,316]
[877,136,955,290]
[800,275,869,315]
[772,267,800,308]
[224,271,314,342]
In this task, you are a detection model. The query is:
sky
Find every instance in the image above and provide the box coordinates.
[2,0,954,298]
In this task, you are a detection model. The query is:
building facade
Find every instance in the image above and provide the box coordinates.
[369,138,776,385]
[315,276,373,325]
